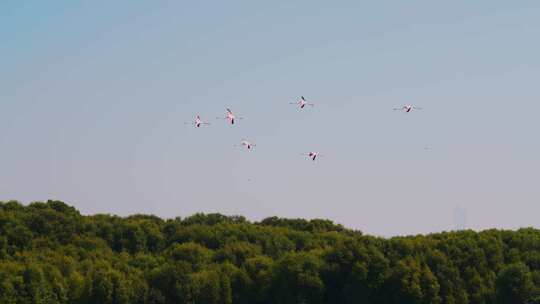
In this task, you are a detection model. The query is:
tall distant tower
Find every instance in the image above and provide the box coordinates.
[454,206,467,231]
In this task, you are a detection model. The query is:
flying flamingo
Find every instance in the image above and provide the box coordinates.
[235,139,256,150]
[290,96,314,109]
[393,104,422,113]
[185,115,210,127]
[301,152,323,161]
[217,108,243,125]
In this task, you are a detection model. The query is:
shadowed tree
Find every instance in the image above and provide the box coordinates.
[496,263,536,304]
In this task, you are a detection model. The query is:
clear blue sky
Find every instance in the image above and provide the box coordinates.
[1,1,539,236]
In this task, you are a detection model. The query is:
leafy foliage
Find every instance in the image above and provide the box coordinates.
[0,200,539,303]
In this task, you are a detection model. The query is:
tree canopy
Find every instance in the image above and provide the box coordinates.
[0,200,539,303]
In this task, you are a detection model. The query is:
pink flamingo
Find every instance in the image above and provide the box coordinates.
[301,152,323,161]
[290,96,315,109]
[235,139,256,150]
[393,104,422,113]
[217,108,243,125]
[185,115,210,127]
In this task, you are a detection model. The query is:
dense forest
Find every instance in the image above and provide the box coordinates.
[1,201,540,303]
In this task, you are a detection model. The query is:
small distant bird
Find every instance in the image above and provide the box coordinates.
[185,115,210,128]
[290,96,315,109]
[301,152,323,161]
[217,108,243,125]
[393,104,422,113]
[235,139,256,150]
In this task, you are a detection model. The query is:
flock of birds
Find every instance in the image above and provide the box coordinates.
[185,96,423,162]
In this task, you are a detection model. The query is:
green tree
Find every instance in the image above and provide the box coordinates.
[496,263,536,304]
